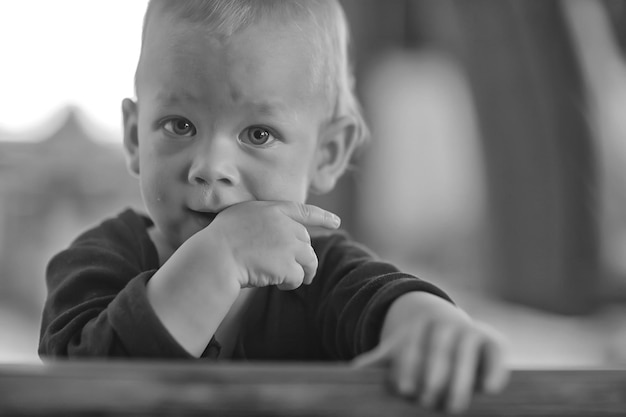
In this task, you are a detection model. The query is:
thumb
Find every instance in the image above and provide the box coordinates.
[351,341,395,369]
[279,202,341,229]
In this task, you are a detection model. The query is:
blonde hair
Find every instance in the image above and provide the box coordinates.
[137,0,368,147]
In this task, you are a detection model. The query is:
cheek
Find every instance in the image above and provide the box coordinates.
[139,149,177,207]
[246,153,314,202]
[139,166,165,210]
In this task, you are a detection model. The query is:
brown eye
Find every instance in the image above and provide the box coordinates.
[162,118,196,137]
[240,126,277,147]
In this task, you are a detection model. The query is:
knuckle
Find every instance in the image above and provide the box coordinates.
[305,248,318,273]
[295,262,305,278]
[254,273,270,287]
[302,225,312,243]
[434,323,457,346]
[270,204,286,220]
[297,202,311,219]
[322,209,332,224]
[279,263,304,290]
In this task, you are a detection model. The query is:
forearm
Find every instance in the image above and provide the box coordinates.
[40,272,199,359]
[146,241,241,357]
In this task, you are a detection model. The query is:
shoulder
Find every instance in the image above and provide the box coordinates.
[72,208,150,245]
[311,230,453,302]
[58,207,158,270]
[311,230,398,280]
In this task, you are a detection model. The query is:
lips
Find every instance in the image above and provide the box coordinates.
[189,209,218,228]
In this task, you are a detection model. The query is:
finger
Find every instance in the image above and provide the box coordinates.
[276,263,305,291]
[420,325,456,409]
[351,333,402,369]
[294,223,312,244]
[394,331,424,399]
[295,243,318,285]
[478,337,510,394]
[471,323,509,393]
[446,331,481,414]
[279,202,341,229]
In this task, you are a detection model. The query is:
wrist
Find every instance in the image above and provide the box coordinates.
[146,234,241,357]
[381,292,465,340]
[180,226,244,291]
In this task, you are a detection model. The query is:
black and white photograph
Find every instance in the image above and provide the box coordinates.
[1,1,626,415]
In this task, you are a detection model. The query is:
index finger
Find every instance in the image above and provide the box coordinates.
[279,202,341,229]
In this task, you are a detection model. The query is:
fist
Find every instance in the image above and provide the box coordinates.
[206,201,341,290]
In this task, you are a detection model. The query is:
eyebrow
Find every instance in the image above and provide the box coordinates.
[250,99,289,116]
[154,91,296,121]
[252,100,302,126]
[155,91,201,105]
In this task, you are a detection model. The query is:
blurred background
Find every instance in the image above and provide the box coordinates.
[2,0,626,367]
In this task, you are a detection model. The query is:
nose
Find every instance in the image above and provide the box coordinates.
[187,135,240,187]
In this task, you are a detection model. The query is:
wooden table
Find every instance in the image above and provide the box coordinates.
[1,361,625,416]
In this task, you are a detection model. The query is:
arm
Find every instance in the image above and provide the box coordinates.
[354,291,510,413]
[39,211,203,359]
[39,210,239,359]
[40,202,339,359]
[145,231,241,357]
[310,234,454,359]
[136,201,342,357]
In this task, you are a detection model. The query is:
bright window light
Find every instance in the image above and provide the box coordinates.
[0,1,148,141]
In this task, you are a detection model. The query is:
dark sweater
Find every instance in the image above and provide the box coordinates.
[39,208,451,361]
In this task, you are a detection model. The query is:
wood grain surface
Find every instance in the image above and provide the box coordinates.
[1,361,625,416]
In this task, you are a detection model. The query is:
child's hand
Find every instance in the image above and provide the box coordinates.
[146,200,339,356]
[352,292,509,414]
[207,200,340,290]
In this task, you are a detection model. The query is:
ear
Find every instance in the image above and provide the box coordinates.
[122,98,140,177]
[309,116,359,195]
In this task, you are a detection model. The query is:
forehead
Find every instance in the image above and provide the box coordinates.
[136,10,325,109]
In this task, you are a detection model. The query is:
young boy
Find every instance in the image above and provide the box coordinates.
[39,0,508,412]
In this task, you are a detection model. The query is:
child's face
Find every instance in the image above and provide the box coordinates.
[125,13,334,248]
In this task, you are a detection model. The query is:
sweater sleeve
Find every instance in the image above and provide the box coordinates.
[38,212,219,359]
[312,233,453,360]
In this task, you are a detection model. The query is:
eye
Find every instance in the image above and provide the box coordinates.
[161,117,197,137]
[239,126,278,147]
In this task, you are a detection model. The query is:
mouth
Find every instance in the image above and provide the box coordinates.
[189,209,218,228]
